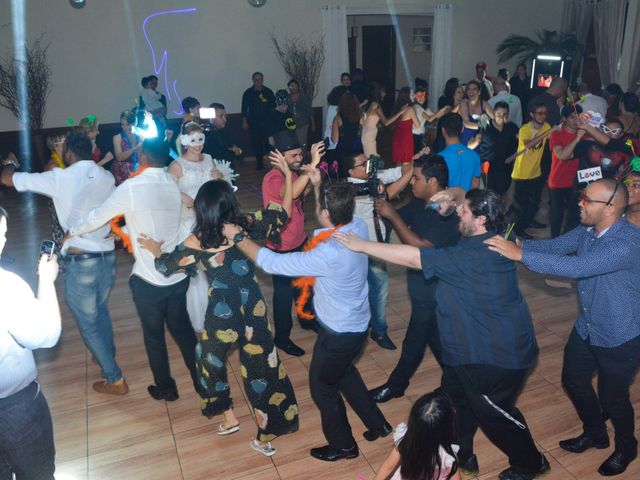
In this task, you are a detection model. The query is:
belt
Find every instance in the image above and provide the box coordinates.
[63,250,115,263]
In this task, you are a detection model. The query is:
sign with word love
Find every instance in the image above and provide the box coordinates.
[577,166,603,183]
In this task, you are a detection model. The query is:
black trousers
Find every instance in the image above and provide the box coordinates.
[309,327,387,449]
[249,122,269,169]
[271,241,315,344]
[442,364,542,474]
[549,187,581,238]
[387,299,442,393]
[562,329,640,455]
[510,177,545,234]
[129,275,199,393]
[487,169,512,196]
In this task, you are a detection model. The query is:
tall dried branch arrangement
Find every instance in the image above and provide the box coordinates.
[270,33,325,100]
[0,34,52,130]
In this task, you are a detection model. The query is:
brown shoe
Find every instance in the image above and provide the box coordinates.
[93,378,129,395]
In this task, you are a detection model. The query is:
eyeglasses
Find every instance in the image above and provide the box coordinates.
[579,181,620,206]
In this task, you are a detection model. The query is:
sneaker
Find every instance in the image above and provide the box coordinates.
[92,378,129,396]
[250,439,276,457]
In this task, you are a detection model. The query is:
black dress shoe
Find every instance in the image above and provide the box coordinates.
[458,454,479,476]
[310,444,359,462]
[559,432,610,453]
[363,422,392,441]
[598,450,638,476]
[528,220,547,229]
[370,385,403,403]
[147,385,179,401]
[371,332,397,350]
[498,454,550,479]
[275,340,305,357]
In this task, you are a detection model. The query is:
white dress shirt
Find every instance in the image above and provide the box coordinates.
[71,168,186,286]
[489,91,523,127]
[0,268,61,398]
[13,161,115,255]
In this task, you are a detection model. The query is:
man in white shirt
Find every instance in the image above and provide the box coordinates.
[1,132,128,396]
[578,84,608,118]
[343,153,412,350]
[489,78,523,127]
[70,138,199,402]
[0,206,61,480]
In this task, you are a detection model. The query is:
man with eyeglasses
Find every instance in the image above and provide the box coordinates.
[486,178,640,477]
[509,100,556,239]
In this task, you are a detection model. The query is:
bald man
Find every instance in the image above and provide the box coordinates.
[489,78,522,127]
[527,77,568,127]
[485,179,640,477]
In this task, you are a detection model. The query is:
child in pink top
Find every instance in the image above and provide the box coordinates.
[373,391,460,480]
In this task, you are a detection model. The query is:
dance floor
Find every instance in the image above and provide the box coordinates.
[2,157,638,480]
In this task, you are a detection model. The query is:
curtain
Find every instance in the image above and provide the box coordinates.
[619,0,640,90]
[321,5,349,99]
[561,0,594,48]
[428,4,453,111]
[594,0,627,86]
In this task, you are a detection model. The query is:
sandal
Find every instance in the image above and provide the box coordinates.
[217,422,240,436]
[250,439,276,457]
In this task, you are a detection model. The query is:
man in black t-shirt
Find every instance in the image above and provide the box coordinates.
[475,101,519,195]
[204,102,242,169]
[368,155,460,403]
[241,71,276,170]
[266,89,296,143]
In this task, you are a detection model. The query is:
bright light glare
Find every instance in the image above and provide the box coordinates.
[386,0,412,88]
[537,54,562,61]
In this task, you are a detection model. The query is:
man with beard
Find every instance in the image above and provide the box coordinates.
[337,189,548,480]
[262,131,323,356]
[486,179,640,477]
[242,72,276,170]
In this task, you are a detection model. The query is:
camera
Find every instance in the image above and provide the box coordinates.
[352,155,385,197]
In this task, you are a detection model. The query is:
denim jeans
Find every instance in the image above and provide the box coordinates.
[367,259,389,337]
[0,382,55,480]
[63,252,122,383]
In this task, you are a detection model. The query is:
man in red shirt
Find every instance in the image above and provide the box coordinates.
[548,105,586,237]
[262,131,323,356]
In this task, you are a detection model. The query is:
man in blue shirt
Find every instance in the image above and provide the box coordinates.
[337,189,548,480]
[438,113,481,190]
[486,178,640,477]
[230,171,390,462]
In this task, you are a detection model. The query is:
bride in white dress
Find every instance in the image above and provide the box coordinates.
[168,122,237,332]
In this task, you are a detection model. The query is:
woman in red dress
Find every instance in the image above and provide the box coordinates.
[391,88,423,164]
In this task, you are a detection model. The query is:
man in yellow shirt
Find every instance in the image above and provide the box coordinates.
[509,101,554,238]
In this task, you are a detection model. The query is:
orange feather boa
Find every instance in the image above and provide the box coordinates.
[291,224,343,321]
[108,163,148,253]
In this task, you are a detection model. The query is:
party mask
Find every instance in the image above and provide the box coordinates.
[180,133,205,147]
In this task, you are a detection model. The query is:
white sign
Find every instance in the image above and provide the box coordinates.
[577,166,603,183]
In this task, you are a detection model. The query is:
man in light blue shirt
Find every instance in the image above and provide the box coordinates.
[438,112,481,190]
[231,171,390,462]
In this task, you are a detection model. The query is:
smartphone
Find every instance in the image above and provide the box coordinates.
[198,107,216,120]
[39,240,56,260]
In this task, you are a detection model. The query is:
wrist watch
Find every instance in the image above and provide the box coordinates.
[233,232,247,244]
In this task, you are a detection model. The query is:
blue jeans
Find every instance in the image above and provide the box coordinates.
[367,259,389,337]
[0,382,55,480]
[63,252,122,383]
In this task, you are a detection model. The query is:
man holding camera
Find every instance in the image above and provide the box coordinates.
[0,132,128,396]
[262,130,323,356]
[342,153,412,350]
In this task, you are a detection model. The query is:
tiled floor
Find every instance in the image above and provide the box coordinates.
[2,157,636,479]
